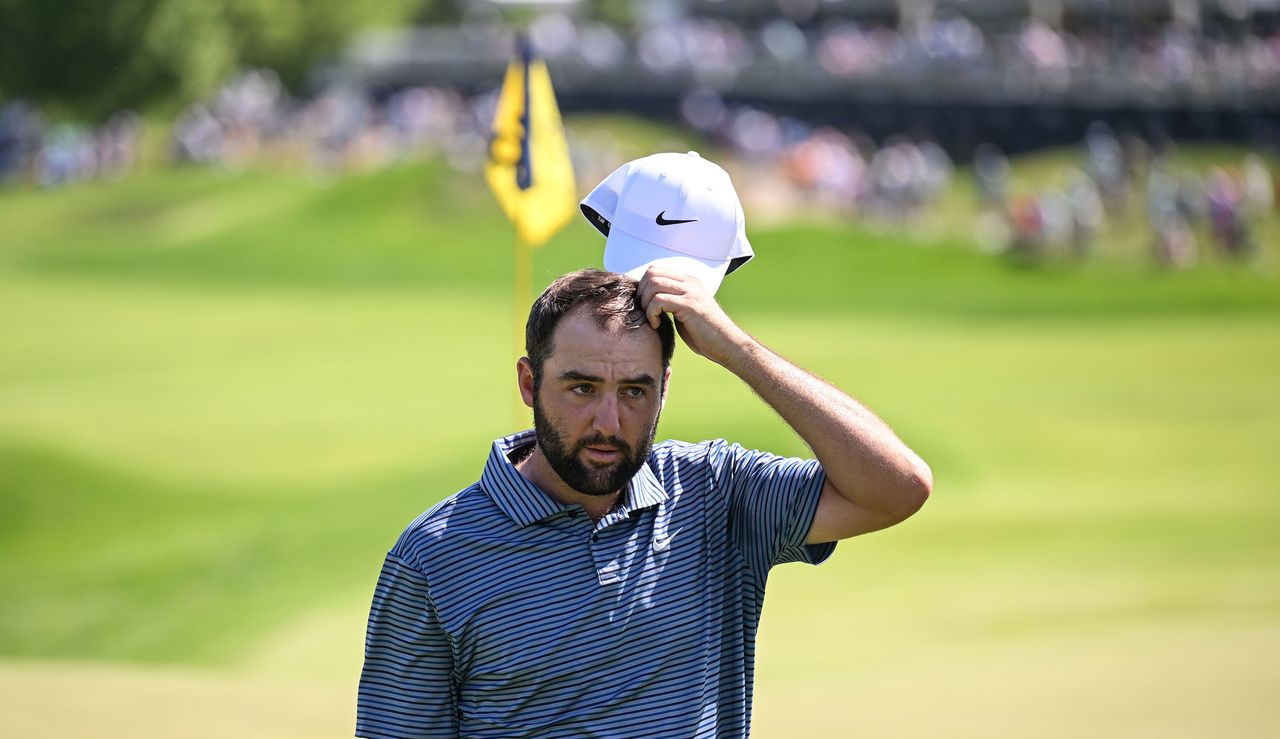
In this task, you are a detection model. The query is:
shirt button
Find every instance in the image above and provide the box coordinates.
[566,510,578,518]
[590,534,599,543]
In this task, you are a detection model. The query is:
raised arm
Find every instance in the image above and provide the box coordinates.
[637,267,932,543]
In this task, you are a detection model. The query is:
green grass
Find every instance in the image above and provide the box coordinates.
[0,138,1278,737]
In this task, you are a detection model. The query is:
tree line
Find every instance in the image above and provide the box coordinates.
[0,0,426,117]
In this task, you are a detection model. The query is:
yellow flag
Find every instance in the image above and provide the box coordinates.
[485,37,577,247]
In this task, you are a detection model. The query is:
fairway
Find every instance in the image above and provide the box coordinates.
[1,152,1278,737]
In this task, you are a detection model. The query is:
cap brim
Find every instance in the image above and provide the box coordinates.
[603,229,728,295]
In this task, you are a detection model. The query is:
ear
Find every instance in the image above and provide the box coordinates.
[517,357,536,408]
[660,366,672,411]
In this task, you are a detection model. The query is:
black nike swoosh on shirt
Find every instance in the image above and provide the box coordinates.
[655,211,698,226]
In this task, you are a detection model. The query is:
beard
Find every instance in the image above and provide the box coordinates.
[532,398,659,497]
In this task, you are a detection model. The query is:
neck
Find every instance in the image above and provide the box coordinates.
[516,444,622,522]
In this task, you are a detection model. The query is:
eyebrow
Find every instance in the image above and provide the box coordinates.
[559,370,657,387]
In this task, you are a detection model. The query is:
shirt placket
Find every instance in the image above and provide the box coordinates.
[589,511,634,586]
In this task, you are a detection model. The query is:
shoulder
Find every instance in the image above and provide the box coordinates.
[651,438,734,457]
[649,438,723,467]
[662,439,819,488]
[646,438,735,490]
[650,437,743,468]
[387,483,495,574]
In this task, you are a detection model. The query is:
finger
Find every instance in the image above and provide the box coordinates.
[652,270,713,304]
[637,266,668,298]
[637,273,687,318]
[636,268,664,307]
[643,264,698,286]
[645,292,692,330]
[643,275,689,302]
[651,292,696,329]
[645,292,666,329]
[636,275,659,320]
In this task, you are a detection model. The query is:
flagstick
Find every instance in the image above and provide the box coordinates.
[513,231,532,430]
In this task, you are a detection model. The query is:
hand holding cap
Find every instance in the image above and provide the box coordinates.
[579,151,753,295]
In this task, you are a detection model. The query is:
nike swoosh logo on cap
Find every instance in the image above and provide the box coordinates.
[656,211,698,226]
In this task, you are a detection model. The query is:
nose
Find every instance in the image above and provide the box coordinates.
[591,393,621,438]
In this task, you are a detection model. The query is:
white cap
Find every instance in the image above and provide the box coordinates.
[579,151,753,295]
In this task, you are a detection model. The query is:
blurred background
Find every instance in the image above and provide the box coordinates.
[1,1,1277,737]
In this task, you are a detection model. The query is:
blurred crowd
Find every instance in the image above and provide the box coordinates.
[970,122,1275,267]
[0,103,142,187]
[168,72,964,236]
[677,87,957,226]
[169,70,482,174]
[517,9,1280,96]
[1,62,1274,269]
[682,97,1276,268]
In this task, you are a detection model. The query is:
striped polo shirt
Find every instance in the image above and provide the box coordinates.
[356,429,834,739]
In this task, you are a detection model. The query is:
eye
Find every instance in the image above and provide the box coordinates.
[622,386,646,400]
[570,384,595,396]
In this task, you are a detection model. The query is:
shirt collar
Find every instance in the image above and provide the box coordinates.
[481,430,669,527]
[620,459,668,515]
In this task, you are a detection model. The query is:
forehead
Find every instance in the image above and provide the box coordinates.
[546,306,663,374]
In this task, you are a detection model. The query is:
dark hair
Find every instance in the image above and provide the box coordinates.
[526,269,675,389]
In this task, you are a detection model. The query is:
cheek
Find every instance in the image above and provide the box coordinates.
[624,401,661,428]
[544,395,593,426]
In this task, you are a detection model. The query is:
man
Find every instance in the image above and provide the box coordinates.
[357,154,932,739]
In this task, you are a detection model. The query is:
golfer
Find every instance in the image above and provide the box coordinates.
[356,153,932,738]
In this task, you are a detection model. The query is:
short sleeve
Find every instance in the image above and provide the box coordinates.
[709,441,836,583]
[356,554,459,739]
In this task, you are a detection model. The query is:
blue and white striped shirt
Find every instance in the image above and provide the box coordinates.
[356,430,835,738]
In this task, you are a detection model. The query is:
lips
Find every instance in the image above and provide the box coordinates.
[582,446,622,464]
